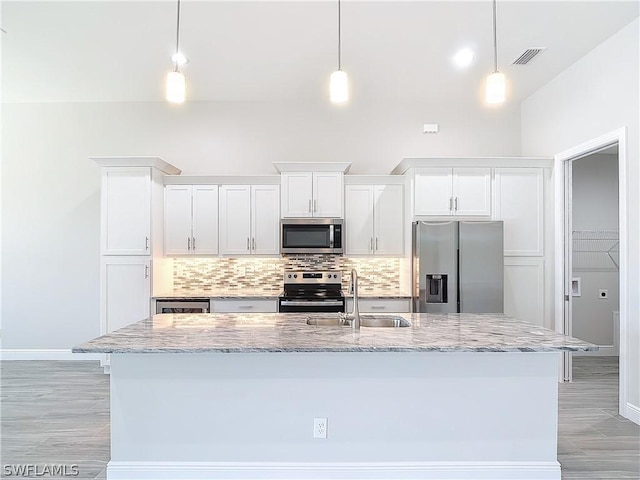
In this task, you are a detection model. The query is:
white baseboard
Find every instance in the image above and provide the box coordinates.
[107,461,561,480]
[572,345,616,357]
[625,402,640,425]
[0,349,105,361]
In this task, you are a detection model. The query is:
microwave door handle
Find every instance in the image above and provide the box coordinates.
[329,225,334,248]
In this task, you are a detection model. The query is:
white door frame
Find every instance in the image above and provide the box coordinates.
[554,127,628,419]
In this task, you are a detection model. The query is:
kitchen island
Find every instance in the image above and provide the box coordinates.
[73,313,596,480]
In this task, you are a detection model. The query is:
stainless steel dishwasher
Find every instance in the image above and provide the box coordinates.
[155,298,210,314]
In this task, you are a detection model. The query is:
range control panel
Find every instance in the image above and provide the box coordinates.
[284,271,342,284]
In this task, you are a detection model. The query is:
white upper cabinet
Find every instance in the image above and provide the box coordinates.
[313,172,344,217]
[345,184,403,255]
[251,185,280,255]
[374,184,404,255]
[345,185,375,254]
[165,185,219,255]
[281,172,343,218]
[494,168,544,256]
[415,167,491,217]
[220,185,280,255]
[101,167,151,255]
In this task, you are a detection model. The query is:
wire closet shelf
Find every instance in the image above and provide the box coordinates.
[572,230,619,271]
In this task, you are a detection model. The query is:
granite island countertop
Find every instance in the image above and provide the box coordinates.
[73,313,597,354]
[153,289,281,299]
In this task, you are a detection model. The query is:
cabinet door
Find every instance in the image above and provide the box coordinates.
[101,168,151,255]
[313,172,343,218]
[251,185,280,255]
[281,173,313,218]
[219,185,252,255]
[345,185,374,255]
[452,168,491,216]
[211,299,278,313]
[101,257,151,333]
[374,184,404,255]
[494,168,544,256]
[414,168,453,216]
[192,185,219,255]
[165,185,193,255]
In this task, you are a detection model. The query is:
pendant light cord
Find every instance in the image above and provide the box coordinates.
[337,0,342,71]
[174,0,181,72]
[492,0,498,73]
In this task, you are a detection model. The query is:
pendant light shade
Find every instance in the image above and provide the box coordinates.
[485,72,505,104]
[166,0,186,104]
[329,0,348,104]
[166,71,186,103]
[330,70,348,103]
[485,0,505,104]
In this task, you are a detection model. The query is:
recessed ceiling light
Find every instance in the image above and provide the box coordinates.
[171,52,189,66]
[453,48,474,68]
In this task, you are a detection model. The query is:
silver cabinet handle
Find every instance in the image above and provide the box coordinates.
[144,265,149,279]
[308,199,312,213]
[455,197,458,211]
[192,237,196,250]
[371,306,386,310]
[145,236,150,251]
[449,197,453,212]
[247,237,250,251]
[188,237,191,250]
[252,237,255,251]
[314,199,317,213]
[375,237,378,251]
[238,305,254,309]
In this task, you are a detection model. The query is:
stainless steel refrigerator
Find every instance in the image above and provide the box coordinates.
[412,221,504,313]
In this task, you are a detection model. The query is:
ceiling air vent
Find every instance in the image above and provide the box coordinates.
[512,48,546,65]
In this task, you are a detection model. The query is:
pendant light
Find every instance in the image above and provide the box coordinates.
[330,0,348,103]
[485,0,505,104]
[166,0,186,103]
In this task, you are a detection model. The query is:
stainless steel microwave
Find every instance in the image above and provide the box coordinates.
[281,218,343,254]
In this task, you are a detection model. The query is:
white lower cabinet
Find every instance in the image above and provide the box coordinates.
[345,298,411,313]
[211,299,278,313]
[101,256,151,333]
[219,185,280,255]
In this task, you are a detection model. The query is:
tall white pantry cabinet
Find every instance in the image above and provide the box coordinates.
[94,157,180,370]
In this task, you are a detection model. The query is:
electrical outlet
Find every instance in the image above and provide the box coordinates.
[313,417,327,439]
[598,289,609,299]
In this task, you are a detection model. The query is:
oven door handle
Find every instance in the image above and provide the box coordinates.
[279,300,344,307]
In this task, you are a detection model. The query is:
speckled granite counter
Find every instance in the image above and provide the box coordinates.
[73,312,596,354]
[153,290,281,299]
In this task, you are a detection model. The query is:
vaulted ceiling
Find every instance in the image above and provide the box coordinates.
[2,1,638,103]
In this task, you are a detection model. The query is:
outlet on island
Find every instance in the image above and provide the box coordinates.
[313,417,327,439]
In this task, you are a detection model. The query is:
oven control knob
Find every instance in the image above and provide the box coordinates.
[293,274,298,278]
[326,273,330,278]
[334,274,338,278]
[287,274,292,278]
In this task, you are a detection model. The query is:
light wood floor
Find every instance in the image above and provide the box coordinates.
[1,357,638,479]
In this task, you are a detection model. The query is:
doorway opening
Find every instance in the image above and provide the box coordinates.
[554,128,631,421]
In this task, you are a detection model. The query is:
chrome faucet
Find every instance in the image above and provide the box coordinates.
[345,269,360,330]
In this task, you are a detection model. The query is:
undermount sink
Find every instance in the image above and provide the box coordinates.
[306,315,411,328]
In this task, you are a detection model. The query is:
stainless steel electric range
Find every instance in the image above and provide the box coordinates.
[278,271,345,313]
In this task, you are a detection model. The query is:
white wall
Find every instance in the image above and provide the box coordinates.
[521,19,639,412]
[572,154,619,349]
[1,100,520,350]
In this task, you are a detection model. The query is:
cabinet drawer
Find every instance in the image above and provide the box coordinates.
[211,299,277,313]
[346,298,411,313]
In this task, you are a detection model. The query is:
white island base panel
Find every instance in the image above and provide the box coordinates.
[108,352,561,480]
